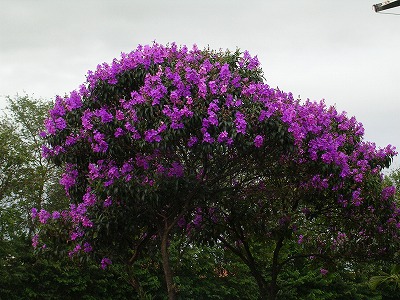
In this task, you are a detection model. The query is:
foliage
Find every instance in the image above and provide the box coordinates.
[0,95,68,238]
[369,265,400,291]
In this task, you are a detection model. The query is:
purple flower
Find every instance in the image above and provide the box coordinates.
[59,164,78,193]
[382,186,396,201]
[202,132,214,144]
[70,232,79,241]
[177,217,186,228]
[92,131,108,152]
[81,216,93,228]
[193,213,203,228]
[352,189,363,206]
[31,207,38,219]
[100,257,112,270]
[103,196,112,207]
[121,161,133,174]
[208,81,218,95]
[81,110,93,130]
[234,111,247,134]
[44,118,56,135]
[55,117,67,130]
[114,127,124,137]
[65,135,79,146]
[65,90,83,110]
[144,129,162,143]
[320,268,328,276]
[83,188,97,206]
[168,162,184,177]
[115,110,125,120]
[108,166,120,179]
[217,131,229,143]
[38,209,51,224]
[32,234,39,248]
[207,112,219,126]
[83,242,93,253]
[50,96,66,118]
[254,135,264,148]
[297,234,304,244]
[52,211,61,219]
[219,63,231,81]
[188,136,198,147]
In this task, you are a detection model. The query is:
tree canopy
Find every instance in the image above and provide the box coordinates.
[33,43,399,299]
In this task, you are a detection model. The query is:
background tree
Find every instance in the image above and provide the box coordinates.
[0,96,136,300]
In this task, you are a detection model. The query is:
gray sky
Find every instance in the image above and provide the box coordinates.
[1,0,399,168]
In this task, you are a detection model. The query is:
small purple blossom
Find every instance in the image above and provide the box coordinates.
[38,209,51,224]
[202,132,214,144]
[100,257,112,270]
[55,117,67,130]
[114,127,125,137]
[65,90,83,110]
[297,234,304,244]
[382,186,396,201]
[188,136,198,147]
[234,111,247,134]
[32,234,39,248]
[83,242,93,253]
[320,268,328,276]
[103,196,112,207]
[144,129,162,143]
[52,211,61,219]
[217,131,229,143]
[96,107,114,123]
[31,207,38,219]
[168,161,184,178]
[254,135,264,148]
[177,217,186,228]
[352,188,363,206]
[59,164,79,194]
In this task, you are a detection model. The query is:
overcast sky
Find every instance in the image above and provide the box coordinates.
[1,0,399,168]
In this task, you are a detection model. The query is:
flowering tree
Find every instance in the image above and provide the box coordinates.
[33,43,399,299]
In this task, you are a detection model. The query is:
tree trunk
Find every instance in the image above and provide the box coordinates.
[247,263,269,300]
[242,240,269,300]
[159,226,176,300]
[269,237,284,300]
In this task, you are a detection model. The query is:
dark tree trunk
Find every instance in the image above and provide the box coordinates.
[159,225,176,300]
[219,235,270,300]
[269,237,284,300]
[242,240,269,300]
[247,263,269,300]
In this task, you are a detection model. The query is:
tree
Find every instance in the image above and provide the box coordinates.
[0,95,141,300]
[1,95,68,237]
[34,43,399,299]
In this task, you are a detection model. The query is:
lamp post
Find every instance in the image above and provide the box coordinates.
[373,0,400,12]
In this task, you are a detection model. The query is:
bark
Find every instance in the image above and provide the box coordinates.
[269,237,284,300]
[247,261,269,300]
[159,224,176,300]
[219,235,269,300]
[242,240,269,300]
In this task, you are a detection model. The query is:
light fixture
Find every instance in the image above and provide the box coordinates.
[373,0,400,12]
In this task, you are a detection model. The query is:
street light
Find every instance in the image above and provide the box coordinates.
[373,0,400,12]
